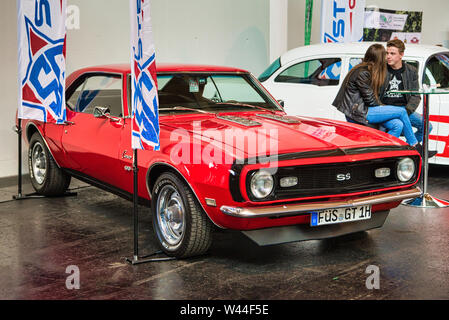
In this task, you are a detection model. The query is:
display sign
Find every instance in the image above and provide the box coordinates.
[320,0,366,43]
[17,0,67,124]
[130,0,160,151]
[363,7,423,43]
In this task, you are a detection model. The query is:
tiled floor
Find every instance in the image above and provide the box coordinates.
[1,167,449,300]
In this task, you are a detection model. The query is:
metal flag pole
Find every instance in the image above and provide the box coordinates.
[126,148,175,265]
[125,0,174,264]
[403,92,449,208]
[12,119,45,200]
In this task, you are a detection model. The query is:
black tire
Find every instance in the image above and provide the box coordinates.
[151,172,213,258]
[28,132,71,196]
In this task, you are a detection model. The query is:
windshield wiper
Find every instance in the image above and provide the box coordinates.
[159,106,213,114]
[215,102,277,114]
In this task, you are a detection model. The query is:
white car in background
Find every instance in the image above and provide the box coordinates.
[259,42,449,165]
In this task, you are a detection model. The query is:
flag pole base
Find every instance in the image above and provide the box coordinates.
[125,250,176,265]
[402,193,449,208]
[12,191,78,201]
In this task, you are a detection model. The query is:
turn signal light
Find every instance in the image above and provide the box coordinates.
[375,168,391,178]
[280,176,298,188]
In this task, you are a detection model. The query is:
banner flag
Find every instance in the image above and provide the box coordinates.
[305,0,313,46]
[130,0,160,151]
[17,0,67,124]
[320,0,366,43]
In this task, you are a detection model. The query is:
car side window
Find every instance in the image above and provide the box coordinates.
[274,58,341,86]
[67,79,85,110]
[76,75,123,117]
[349,58,363,71]
[424,54,449,89]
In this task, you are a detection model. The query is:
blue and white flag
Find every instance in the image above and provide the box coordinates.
[130,0,160,151]
[17,0,67,124]
[320,0,366,43]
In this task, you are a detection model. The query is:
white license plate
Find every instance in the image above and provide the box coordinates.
[310,205,371,226]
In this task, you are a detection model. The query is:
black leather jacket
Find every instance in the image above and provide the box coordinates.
[332,66,382,124]
[379,63,421,114]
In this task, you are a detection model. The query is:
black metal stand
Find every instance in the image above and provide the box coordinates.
[12,119,77,200]
[125,148,175,265]
[11,119,43,200]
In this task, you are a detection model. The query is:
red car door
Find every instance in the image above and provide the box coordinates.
[62,73,125,187]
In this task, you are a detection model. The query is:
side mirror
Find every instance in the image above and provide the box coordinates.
[93,106,121,122]
[93,106,111,118]
[277,100,285,108]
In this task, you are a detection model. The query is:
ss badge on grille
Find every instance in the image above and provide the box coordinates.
[336,173,351,181]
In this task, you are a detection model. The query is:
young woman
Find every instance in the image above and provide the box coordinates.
[332,43,422,151]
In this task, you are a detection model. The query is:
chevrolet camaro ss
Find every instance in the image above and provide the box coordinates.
[20,64,422,258]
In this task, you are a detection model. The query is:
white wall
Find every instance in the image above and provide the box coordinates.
[287,0,449,51]
[66,0,270,76]
[0,0,270,179]
[270,0,288,63]
[0,0,21,179]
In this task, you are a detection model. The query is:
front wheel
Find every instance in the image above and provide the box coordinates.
[28,132,71,196]
[151,172,212,258]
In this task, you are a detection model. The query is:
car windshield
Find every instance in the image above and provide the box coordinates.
[150,73,281,114]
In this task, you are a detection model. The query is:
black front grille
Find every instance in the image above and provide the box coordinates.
[245,156,420,202]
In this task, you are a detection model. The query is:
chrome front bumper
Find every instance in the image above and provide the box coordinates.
[220,187,421,218]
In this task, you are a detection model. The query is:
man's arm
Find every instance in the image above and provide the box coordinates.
[406,65,421,114]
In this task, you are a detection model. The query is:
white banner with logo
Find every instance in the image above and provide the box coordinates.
[130,0,160,151]
[363,8,423,44]
[320,0,366,43]
[17,0,67,124]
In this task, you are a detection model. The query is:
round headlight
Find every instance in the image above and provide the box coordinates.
[250,170,274,199]
[397,158,415,182]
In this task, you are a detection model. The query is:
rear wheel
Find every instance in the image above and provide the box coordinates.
[151,172,212,258]
[28,132,71,196]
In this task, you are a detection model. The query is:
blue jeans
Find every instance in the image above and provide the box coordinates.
[366,106,418,146]
[383,108,433,142]
[408,111,432,143]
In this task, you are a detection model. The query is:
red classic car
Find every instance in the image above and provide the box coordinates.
[21,64,422,258]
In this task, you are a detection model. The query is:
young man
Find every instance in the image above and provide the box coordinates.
[380,39,437,157]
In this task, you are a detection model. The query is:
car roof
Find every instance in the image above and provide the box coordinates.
[66,63,250,88]
[280,42,449,64]
[73,63,249,74]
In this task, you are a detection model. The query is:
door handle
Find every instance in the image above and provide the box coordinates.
[64,121,75,126]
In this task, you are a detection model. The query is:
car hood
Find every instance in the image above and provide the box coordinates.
[161,112,405,159]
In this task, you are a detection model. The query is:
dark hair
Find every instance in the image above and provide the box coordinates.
[344,43,386,100]
[387,39,406,53]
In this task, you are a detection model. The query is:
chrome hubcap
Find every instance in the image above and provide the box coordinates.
[32,142,46,185]
[156,185,185,246]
